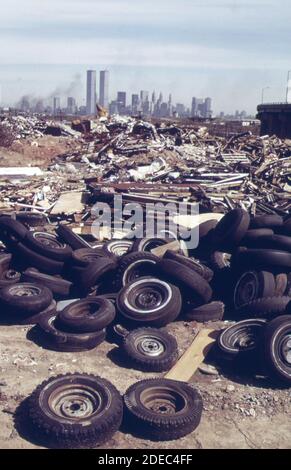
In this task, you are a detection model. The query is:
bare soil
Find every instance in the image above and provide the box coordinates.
[0,319,290,449]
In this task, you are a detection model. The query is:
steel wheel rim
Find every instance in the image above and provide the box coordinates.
[140,386,187,415]
[125,279,171,313]
[234,272,258,307]
[135,335,165,357]
[9,284,41,297]
[33,232,64,249]
[108,240,132,256]
[48,385,102,419]
[279,334,291,366]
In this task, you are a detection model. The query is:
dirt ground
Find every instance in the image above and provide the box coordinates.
[0,318,290,450]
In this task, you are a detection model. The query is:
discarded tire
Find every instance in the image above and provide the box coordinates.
[20,300,57,325]
[217,319,266,360]
[114,251,159,289]
[250,214,283,230]
[212,209,250,251]
[123,328,178,372]
[209,251,231,271]
[16,212,47,227]
[56,224,91,250]
[0,217,27,248]
[275,274,288,297]
[78,258,117,292]
[124,379,203,441]
[15,243,64,275]
[22,268,72,297]
[102,239,132,257]
[157,259,212,304]
[131,237,168,253]
[236,296,291,318]
[27,373,123,448]
[243,234,291,252]
[232,248,291,272]
[233,271,276,308]
[0,282,53,315]
[242,228,274,246]
[0,254,21,288]
[24,231,72,261]
[263,315,291,384]
[72,248,107,267]
[38,314,106,351]
[185,301,225,322]
[58,297,116,333]
[117,277,182,327]
[164,250,214,282]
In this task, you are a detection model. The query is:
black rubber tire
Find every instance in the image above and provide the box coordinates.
[212,209,250,251]
[232,248,291,272]
[15,243,64,275]
[163,250,214,282]
[185,301,225,322]
[217,319,266,360]
[243,234,291,252]
[102,239,133,257]
[20,300,57,325]
[233,271,276,309]
[281,218,291,236]
[24,231,72,261]
[72,248,108,267]
[0,253,21,288]
[27,373,123,448]
[16,212,47,227]
[157,259,212,304]
[123,328,178,372]
[131,237,168,253]
[58,297,116,333]
[0,282,53,314]
[198,219,218,240]
[56,224,91,250]
[21,268,72,297]
[250,214,283,230]
[78,258,117,292]
[209,251,231,271]
[274,274,288,297]
[117,277,182,327]
[124,378,203,441]
[263,315,291,384]
[242,229,274,246]
[236,296,291,319]
[0,217,27,248]
[114,252,159,289]
[38,314,106,351]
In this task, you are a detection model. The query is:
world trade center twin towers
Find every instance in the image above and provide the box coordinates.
[86,70,109,115]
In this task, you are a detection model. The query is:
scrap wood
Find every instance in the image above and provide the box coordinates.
[165,328,220,382]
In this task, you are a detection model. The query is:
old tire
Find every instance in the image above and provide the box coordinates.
[263,315,291,384]
[38,314,106,351]
[233,271,276,309]
[102,240,132,257]
[275,274,288,297]
[15,243,64,275]
[242,228,274,246]
[212,209,250,251]
[27,373,123,448]
[58,297,116,333]
[78,258,117,292]
[157,259,212,304]
[114,252,159,289]
[131,237,168,253]
[250,214,283,230]
[236,296,291,319]
[164,250,213,282]
[185,301,225,322]
[231,248,291,272]
[0,282,53,315]
[117,277,182,327]
[56,224,91,250]
[21,269,72,297]
[20,300,57,325]
[72,248,108,267]
[123,328,178,372]
[124,379,203,441]
[24,231,72,261]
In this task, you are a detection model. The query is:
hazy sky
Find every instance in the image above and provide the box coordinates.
[0,0,290,113]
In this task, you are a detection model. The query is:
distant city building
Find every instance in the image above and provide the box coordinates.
[53,97,61,115]
[67,97,77,114]
[86,70,97,115]
[131,94,140,114]
[99,70,109,109]
[191,97,212,118]
[35,100,44,113]
[117,92,126,114]
[140,90,149,103]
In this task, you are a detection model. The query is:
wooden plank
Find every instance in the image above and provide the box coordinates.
[165,328,220,382]
[50,192,85,215]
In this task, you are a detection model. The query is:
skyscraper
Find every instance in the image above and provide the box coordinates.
[53,97,61,115]
[140,90,149,103]
[117,92,126,114]
[99,70,109,109]
[86,70,97,115]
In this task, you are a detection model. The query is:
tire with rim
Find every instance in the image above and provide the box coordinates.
[263,315,291,384]
[217,319,266,361]
[102,239,133,257]
[157,259,212,304]
[185,301,225,322]
[16,212,47,228]
[117,277,182,327]
[212,209,250,251]
[0,217,27,248]
[20,299,57,325]
[231,248,291,272]
[233,271,276,309]
[124,378,203,441]
[123,328,178,372]
[38,314,106,351]
[0,282,53,314]
[236,296,291,318]
[56,224,91,250]
[0,254,21,288]
[114,252,159,289]
[58,297,116,333]
[78,258,117,292]
[164,250,213,282]
[24,231,72,261]
[27,373,123,448]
